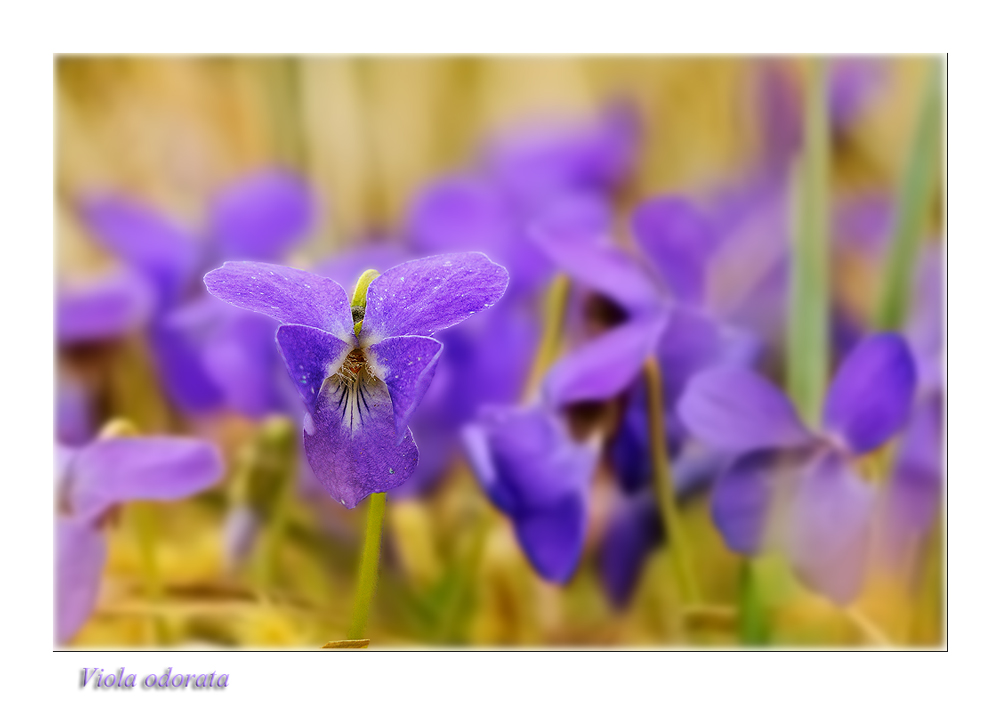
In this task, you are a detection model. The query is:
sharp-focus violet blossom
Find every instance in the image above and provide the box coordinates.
[678,332,918,604]
[463,405,598,582]
[77,169,315,417]
[55,437,223,643]
[204,253,509,508]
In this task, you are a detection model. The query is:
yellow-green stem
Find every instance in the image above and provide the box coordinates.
[346,492,387,640]
[99,419,170,643]
[522,274,570,402]
[642,357,701,606]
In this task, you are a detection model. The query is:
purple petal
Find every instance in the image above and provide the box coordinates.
[823,333,917,454]
[55,518,107,644]
[883,398,942,555]
[275,324,354,414]
[78,195,199,306]
[56,268,154,345]
[514,492,589,584]
[679,368,812,453]
[907,246,943,393]
[632,196,716,305]
[408,176,513,254]
[463,405,596,512]
[204,261,355,341]
[484,101,638,211]
[711,448,809,555]
[829,58,885,130]
[530,203,663,314]
[201,309,286,418]
[598,492,664,608]
[303,377,419,508]
[358,253,509,342]
[787,450,874,605]
[656,306,760,411]
[56,377,94,446]
[149,303,225,413]
[368,335,443,443]
[68,437,224,523]
[210,169,315,261]
[833,193,894,253]
[544,313,668,406]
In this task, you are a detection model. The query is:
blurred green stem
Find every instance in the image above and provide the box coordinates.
[346,492,387,641]
[523,274,570,402]
[643,357,701,607]
[876,60,943,330]
[786,57,830,426]
[250,417,298,591]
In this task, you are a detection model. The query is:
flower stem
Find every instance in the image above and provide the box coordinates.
[876,58,942,330]
[642,357,701,607]
[786,57,830,426]
[523,274,570,402]
[345,492,388,641]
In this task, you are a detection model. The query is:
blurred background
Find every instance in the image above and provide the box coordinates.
[55,56,943,648]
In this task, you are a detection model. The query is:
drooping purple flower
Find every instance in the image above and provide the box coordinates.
[75,169,315,417]
[463,404,598,583]
[55,436,223,643]
[678,333,918,604]
[204,253,509,508]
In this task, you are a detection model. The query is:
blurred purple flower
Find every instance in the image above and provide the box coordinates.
[55,436,223,643]
[76,169,315,417]
[463,405,598,582]
[482,100,639,216]
[533,195,757,412]
[204,253,509,508]
[679,333,918,604]
[598,443,722,608]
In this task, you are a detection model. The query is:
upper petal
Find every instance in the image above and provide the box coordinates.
[56,268,154,345]
[632,196,716,305]
[679,368,813,453]
[210,169,315,261]
[359,253,509,342]
[78,195,199,306]
[367,335,443,443]
[822,333,917,454]
[462,405,597,513]
[787,450,875,605]
[544,313,668,406]
[69,437,224,523]
[55,517,107,644]
[276,324,354,415]
[303,377,419,508]
[204,261,355,342]
[530,197,663,314]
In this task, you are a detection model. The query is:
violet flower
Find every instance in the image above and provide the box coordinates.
[463,405,597,582]
[77,169,314,417]
[678,332,918,604]
[533,194,756,412]
[204,253,509,508]
[56,436,223,643]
